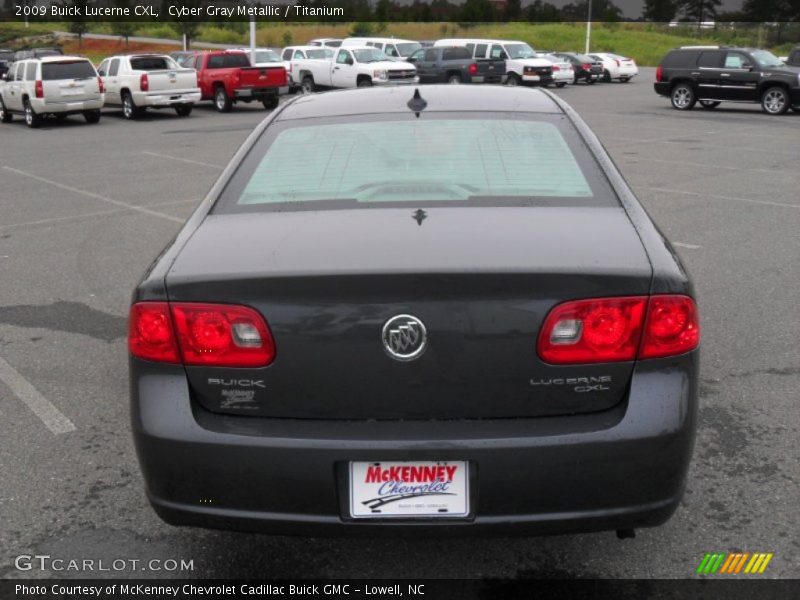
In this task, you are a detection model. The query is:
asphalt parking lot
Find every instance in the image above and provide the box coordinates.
[1,68,798,580]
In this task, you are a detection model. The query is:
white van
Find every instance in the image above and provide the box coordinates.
[342,38,422,60]
[434,39,554,86]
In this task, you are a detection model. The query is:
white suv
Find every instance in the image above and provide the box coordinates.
[0,56,104,127]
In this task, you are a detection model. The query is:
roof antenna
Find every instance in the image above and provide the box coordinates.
[407,89,427,118]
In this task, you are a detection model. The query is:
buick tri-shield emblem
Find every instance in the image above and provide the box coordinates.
[382,315,427,361]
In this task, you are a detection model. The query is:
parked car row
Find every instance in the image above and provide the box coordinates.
[0,49,289,127]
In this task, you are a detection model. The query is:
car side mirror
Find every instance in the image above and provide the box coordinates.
[346,58,354,66]
[407,57,416,63]
[98,70,105,76]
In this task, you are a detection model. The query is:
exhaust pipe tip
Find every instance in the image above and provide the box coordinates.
[616,529,636,540]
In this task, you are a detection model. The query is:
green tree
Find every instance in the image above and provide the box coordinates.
[57,0,90,46]
[505,0,522,20]
[110,0,137,46]
[678,0,722,23]
[643,0,678,21]
[168,0,201,48]
[526,0,561,22]
[460,0,494,22]
[282,30,293,47]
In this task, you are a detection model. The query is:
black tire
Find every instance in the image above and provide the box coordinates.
[447,73,462,85]
[174,104,192,117]
[214,86,232,112]
[670,83,696,110]
[83,110,101,124]
[587,79,597,85]
[121,91,143,120]
[699,100,721,109]
[24,100,41,128]
[505,73,520,87]
[0,96,12,123]
[556,82,566,88]
[357,77,373,88]
[761,86,789,115]
[603,69,612,83]
[262,96,279,110]
[620,77,630,83]
[573,73,579,85]
[300,76,315,94]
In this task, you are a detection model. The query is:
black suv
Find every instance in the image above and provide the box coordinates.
[655,46,800,115]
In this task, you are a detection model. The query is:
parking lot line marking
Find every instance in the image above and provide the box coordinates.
[142,151,224,169]
[621,156,781,175]
[0,354,76,434]
[2,166,184,224]
[0,199,199,232]
[645,187,800,210]
[673,242,702,250]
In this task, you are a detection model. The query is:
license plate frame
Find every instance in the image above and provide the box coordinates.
[349,461,470,519]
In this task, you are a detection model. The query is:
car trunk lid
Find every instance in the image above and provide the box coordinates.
[166,207,652,420]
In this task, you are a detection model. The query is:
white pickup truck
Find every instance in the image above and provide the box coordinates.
[97,54,200,119]
[291,46,417,92]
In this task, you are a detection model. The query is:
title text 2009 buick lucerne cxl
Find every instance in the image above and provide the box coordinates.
[129,86,700,537]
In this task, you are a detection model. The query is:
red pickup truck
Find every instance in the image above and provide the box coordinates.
[190,50,287,112]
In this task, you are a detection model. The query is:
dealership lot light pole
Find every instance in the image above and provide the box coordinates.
[585,0,593,55]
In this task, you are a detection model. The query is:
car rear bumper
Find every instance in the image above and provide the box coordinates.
[654,82,671,96]
[35,97,104,113]
[131,353,698,536]
[234,86,282,100]
[134,89,201,107]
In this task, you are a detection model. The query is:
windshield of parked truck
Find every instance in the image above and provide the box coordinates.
[306,49,333,59]
[218,115,620,212]
[505,44,537,59]
[396,42,422,57]
[254,50,281,63]
[353,48,389,63]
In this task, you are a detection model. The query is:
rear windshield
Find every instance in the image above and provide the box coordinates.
[215,114,617,213]
[41,60,96,80]
[130,56,176,70]
[208,53,251,69]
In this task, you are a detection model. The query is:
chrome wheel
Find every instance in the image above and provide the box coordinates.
[671,86,695,110]
[448,75,461,84]
[762,88,788,115]
[301,77,314,94]
[505,74,519,87]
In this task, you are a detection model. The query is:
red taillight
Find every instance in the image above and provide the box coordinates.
[139,73,149,92]
[468,63,478,75]
[582,63,591,71]
[656,65,663,82]
[129,303,180,363]
[639,295,700,359]
[614,59,621,66]
[129,302,276,367]
[98,77,104,94]
[537,295,699,364]
[35,80,43,99]
[552,65,560,72]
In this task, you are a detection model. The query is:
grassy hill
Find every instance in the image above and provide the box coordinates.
[2,22,795,67]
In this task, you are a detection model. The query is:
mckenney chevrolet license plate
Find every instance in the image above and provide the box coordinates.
[349,461,469,518]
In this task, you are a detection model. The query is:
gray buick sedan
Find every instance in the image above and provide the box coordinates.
[129,86,700,536]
